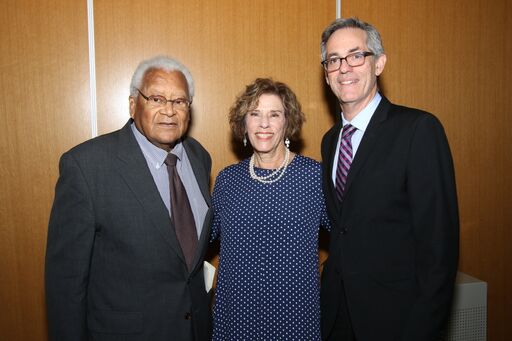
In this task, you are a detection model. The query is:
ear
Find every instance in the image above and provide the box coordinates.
[375,54,387,76]
[129,96,136,119]
[324,70,331,85]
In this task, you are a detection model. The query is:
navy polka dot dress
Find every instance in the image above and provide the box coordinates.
[211,154,330,341]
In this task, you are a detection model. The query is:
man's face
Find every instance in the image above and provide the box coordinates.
[129,69,191,151]
[324,28,386,117]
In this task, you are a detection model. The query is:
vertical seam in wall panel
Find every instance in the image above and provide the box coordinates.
[87,0,98,137]
[337,0,341,18]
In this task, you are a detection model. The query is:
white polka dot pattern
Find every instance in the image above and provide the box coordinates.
[211,155,330,341]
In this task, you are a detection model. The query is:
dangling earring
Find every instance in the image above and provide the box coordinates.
[243,135,247,147]
[285,138,290,149]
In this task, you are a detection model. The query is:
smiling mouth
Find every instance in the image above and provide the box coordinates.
[339,79,357,85]
[255,132,273,138]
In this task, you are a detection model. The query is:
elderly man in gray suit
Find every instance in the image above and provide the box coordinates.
[45,55,212,341]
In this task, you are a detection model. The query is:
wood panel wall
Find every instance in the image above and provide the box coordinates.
[341,0,512,340]
[0,0,91,339]
[93,0,335,176]
[1,0,510,340]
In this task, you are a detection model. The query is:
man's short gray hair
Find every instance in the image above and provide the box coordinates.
[320,17,385,62]
[129,55,195,99]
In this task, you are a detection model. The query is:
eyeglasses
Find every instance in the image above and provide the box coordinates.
[136,89,191,110]
[321,51,374,72]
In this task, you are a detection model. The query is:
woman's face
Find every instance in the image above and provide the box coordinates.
[245,93,287,157]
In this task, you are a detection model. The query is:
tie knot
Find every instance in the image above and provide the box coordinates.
[342,124,357,140]
[165,153,178,167]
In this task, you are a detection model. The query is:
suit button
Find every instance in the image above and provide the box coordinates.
[184,312,192,320]
[340,227,348,235]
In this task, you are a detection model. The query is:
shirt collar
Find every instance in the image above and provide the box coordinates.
[130,122,184,169]
[341,92,382,133]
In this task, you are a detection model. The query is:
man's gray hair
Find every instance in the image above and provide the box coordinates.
[129,55,195,99]
[320,17,385,61]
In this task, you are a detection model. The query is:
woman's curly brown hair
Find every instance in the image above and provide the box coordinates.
[228,78,305,141]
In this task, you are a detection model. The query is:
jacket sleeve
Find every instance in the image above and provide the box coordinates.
[45,152,95,341]
[401,114,459,341]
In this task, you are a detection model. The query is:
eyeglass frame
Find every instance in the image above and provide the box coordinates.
[136,88,192,110]
[321,51,375,72]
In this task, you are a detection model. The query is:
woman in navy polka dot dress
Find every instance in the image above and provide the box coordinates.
[211,78,330,340]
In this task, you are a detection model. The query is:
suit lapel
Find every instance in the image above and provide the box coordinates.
[114,121,186,265]
[344,97,391,199]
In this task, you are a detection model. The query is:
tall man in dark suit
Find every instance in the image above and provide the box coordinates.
[45,56,212,340]
[319,18,459,341]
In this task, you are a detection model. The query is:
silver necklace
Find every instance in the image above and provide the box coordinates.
[249,148,290,184]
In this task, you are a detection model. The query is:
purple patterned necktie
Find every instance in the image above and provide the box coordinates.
[165,153,198,270]
[335,124,357,201]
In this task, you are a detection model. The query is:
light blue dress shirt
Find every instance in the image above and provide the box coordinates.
[131,123,207,237]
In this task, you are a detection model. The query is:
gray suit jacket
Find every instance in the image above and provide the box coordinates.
[45,120,212,341]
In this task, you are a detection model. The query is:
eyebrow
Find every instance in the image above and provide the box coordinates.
[250,109,284,113]
[146,89,188,98]
[327,46,362,58]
